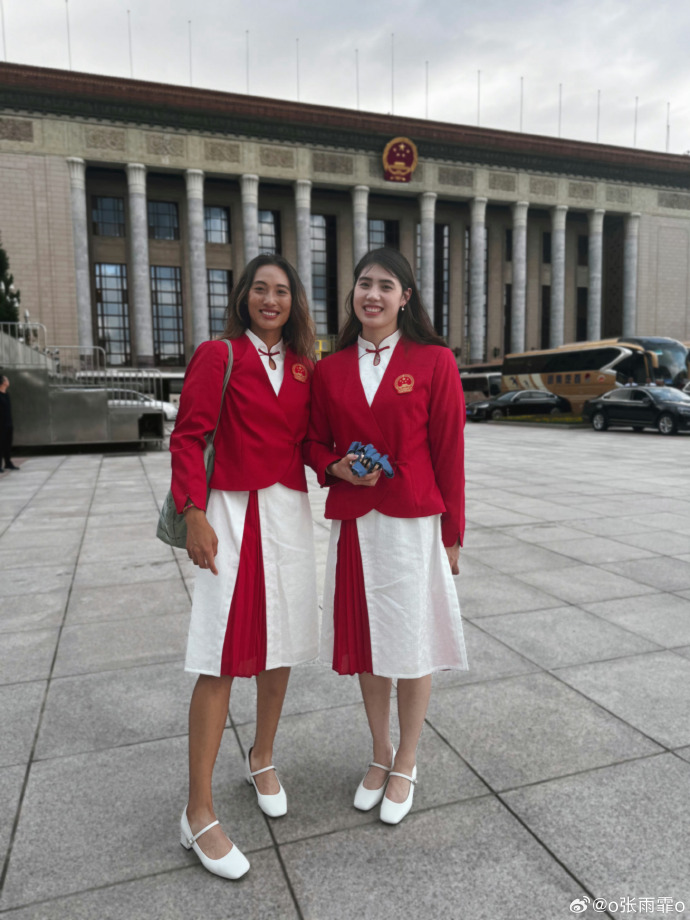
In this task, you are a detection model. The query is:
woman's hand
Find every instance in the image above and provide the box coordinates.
[445,540,460,575]
[185,507,219,575]
[327,453,382,488]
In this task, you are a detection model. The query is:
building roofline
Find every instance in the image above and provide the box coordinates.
[2,62,690,187]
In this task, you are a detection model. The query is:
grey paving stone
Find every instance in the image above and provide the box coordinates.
[35,663,198,759]
[503,755,690,916]
[460,527,521,549]
[455,572,562,618]
[236,704,487,845]
[78,537,173,565]
[0,628,59,685]
[0,733,271,909]
[0,681,45,768]
[229,660,364,726]
[570,516,653,537]
[613,530,690,556]
[516,564,656,605]
[0,564,74,598]
[6,516,84,535]
[466,542,580,575]
[65,578,190,625]
[73,558,179,588]
[502,523,588,544]
[426,672,661,791]
[674,746,690,763]
[466,506,540,527]
[53,613,188,677]
[0,764,25,861]
[545,535,657,565]
[431,620,539,689]
[1,853,297,920]
[85,509,160,529]
[0,590,68,633]
[581,593,690,647]
[554,651,690,749]
[0,543,80,569]
[671,645,690,662]
[479,605,659,668]
[603,556,690,592]
[280,797,588,920]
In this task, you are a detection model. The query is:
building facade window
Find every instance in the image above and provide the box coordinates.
[94,263,130,366]
[541,286,551,349]
[310,214,338,336]
[258,210,281,254]
[368,219,399,250]
[150,265,184,364]
[542,231,552,264]
[208,268,232,337]
[204,206,230,244]
[147,201,180,241]
[434,224,450,338]
[577,234,589,267]
[576,287,588,340]
[92,197,125,237]
[505,228,513,262]
[503,283,512,355]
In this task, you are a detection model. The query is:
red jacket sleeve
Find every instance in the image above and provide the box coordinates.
[427,348,466,547]
[302,360,341,486]
[169,340,230,513]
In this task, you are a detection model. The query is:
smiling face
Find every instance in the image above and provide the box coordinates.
[352,263,411,343]
[246,264,292,342]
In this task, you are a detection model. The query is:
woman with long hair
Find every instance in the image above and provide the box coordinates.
[305,247,467,825]
[170,253,318,879]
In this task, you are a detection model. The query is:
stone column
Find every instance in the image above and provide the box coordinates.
[241,174,260,264]
[469,197,488,362]
[510,201,529,353]
[186,169,209,349]
[550,204,568,348]
[294,179,313,303]
[623,212,641,336]
[419,192,437,319]
[126,163,154,367]
[66,157,94,350]
[587,208,605,341]
[352,185,369,266]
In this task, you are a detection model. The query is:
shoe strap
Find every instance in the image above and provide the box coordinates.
[368,761,393,771]
[188,819,220,845]
[250,764,276,777]
[389,771,417,784]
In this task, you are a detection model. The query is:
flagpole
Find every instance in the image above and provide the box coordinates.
[245,31,250,94]
[65,0,72,70]
[596,89,600,142]
[425,61,429,119]
[1,0,7,62]
[296,38,300,102]
[519,76,523,132]
[666,102,670,153]
[355,48,360,110]
[391,33,395,115]
[127,9,133,78]
[477,70,480,126]
[633,96,638,147]
[558,83,562,137]
[188,20,192,87]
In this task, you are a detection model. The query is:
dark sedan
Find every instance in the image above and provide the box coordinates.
[583,386,690,435]
[467,389,570,421]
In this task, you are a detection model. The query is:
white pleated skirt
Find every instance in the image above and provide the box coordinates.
[185,483,319,676]
[322,510,468,679]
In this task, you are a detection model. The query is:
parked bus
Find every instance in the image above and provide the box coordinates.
[460,372,502,403]
[502,340,659,414]
[619,336,688,387]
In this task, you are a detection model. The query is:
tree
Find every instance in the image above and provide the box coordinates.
[0,246,21,325]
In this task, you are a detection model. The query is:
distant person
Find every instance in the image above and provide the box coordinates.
[0,376,18,472]
[624,376,637,387]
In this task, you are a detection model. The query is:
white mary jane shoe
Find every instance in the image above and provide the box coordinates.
[379,765,418,825]
[180,808,250,880]
[245,747,287,818]
[353,747,396,811]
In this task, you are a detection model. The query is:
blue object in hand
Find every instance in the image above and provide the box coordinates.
[347,441,395,479]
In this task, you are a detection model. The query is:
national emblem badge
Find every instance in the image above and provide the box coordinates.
[394,374,414,394]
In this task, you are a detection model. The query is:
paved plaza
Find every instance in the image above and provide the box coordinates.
[1,424,690,919]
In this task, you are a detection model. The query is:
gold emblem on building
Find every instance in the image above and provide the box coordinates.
[382,137,418,184]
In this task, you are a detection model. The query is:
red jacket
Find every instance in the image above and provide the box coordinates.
[170,336,312,512]
[304,339,466,547]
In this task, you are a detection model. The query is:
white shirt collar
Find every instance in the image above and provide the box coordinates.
[357,328,402,355]
[245,328,285,355]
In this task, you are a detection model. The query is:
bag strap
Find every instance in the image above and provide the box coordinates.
[205,339,233,476]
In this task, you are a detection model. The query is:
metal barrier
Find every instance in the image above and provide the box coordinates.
[0,322,49,368]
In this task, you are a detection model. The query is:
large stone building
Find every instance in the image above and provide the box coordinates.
[1,61,690,369]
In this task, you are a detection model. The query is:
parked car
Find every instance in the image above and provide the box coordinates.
[466,389,570,422]
[583,386,690,435]
[108,389,178,420]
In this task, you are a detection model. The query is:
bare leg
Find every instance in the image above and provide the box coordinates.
[249,666,291,795]
[386,674,432,803]
[359,672,394,790]
[187,674,234,858]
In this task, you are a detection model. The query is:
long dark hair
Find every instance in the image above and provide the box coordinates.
[336,248,448,351]
[222,253,316,361]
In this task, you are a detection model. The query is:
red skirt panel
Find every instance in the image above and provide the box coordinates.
[332,519,373,675]
[220,491,267,677]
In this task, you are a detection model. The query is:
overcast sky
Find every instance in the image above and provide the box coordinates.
[3,0,690,155]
